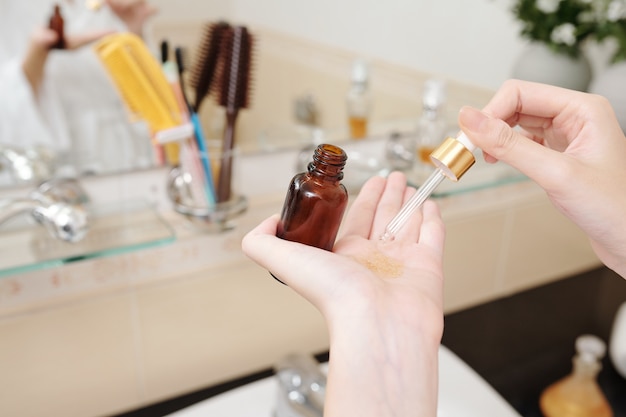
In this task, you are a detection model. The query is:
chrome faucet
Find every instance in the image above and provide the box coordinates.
[274,354,326,417]
[293,93,319,127]
[385,130,416,171]
[0,144,58,184]
[0,177,90,243]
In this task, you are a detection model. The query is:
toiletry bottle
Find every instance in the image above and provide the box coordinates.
[609,302,626,379]
[277,143,348,251]
[415,79,447,167]
[49,4,66,50]
[539,334,613,417]
[346,59,372,140]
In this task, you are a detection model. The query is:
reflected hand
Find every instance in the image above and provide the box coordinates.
[242,171,445,417]
[22,27,114,96]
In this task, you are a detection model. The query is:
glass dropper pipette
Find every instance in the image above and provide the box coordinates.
[380,133,477,242]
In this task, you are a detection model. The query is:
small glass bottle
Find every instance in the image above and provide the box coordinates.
[415,79,447,174]
[540,335,613,417]
[49,4,66,50]
[346,59,372,140]
[277,144,349,251]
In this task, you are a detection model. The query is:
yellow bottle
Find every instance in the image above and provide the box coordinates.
[346,59,372,140]
[539,335,613,417]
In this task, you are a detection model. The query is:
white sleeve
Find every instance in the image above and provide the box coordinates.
[0,58,61,150]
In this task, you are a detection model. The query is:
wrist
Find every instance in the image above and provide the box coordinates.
[323,307,442,417]
[591,241,626,279]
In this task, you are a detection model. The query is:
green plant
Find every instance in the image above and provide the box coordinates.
[513,0,626,62]
[594,0,626,62]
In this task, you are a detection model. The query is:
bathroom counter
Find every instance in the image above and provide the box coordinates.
[114,266,626,417]
[0,158,603,417]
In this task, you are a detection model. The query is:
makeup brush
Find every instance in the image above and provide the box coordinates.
[213,25,254,203]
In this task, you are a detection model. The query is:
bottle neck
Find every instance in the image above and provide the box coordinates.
[572,355,601,379]
[422,104,444,120]
[350,81,368,94]
[308,144,347,181]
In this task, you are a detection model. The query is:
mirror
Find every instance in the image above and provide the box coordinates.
[0,0,517,190]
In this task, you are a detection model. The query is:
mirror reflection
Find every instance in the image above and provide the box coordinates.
[0,0,158,188]
[0,0,527,191]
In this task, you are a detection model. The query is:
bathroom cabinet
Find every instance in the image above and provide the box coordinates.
[443,266,626,417]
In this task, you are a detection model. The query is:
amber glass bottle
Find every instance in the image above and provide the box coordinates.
[540,335,613,417]
[277,144,348,251]
[346,60,371,140]
[49,4,66,50]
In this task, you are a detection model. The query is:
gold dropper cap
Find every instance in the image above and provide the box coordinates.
[430,137,476,181]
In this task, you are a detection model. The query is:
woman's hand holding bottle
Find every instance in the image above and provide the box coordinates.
[242,172,445,417]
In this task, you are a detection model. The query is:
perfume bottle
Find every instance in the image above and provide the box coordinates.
[346,59,372,140]
[48,4,66,50]
[539,335,613,417]
[415,79,447,172]
[276,144,348,251]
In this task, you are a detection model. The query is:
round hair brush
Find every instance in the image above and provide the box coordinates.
[213,25,254,203]
[188,21,231,113]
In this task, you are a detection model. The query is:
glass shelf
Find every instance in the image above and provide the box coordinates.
[259,120,529,198]
[412,156,528,198]
[332,132,528,197]
[0,200,175,278]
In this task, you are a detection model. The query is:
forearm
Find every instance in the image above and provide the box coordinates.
[324,317,441,417]
[22,44,50,97]
[20,28,59,97]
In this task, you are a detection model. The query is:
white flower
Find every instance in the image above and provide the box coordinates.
[551,23,577,45]
[536,0,561,14]
[607,0,626,21]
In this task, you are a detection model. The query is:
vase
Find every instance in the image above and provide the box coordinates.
[511,43,592,92]
[588,61,626,133]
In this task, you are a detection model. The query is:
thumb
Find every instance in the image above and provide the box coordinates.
[458,106,563,189]
[241,215,344,310]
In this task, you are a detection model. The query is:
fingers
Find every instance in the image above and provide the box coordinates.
[371,171,413,239]
[341,172,423,242]
[458,106,566,190]
[394,185,423,243]
[340,175,386,239]
[418,200,445,254]
[482,79,578,122]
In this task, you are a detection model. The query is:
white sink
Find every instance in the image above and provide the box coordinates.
[166,345,521,417]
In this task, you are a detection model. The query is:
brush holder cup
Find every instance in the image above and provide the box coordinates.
[167,166,247,233]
